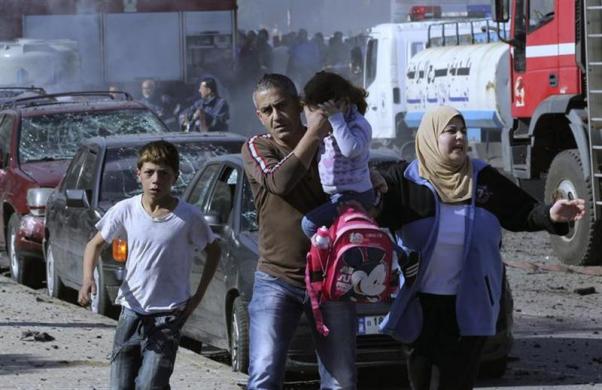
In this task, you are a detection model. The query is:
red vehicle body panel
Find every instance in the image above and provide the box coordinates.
[409,5,442,21]
[510,0,581,119]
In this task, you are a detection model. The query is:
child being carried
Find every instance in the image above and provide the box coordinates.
[301,71,374,239]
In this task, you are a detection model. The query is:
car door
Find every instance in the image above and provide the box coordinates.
[47,149,87,280]
[194,165,240,346]
[182,163,223,343]
[228,176,259,302]
[69,147,100,286]
[0,114,14,248]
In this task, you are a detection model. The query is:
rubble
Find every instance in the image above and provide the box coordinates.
[574,287,596,296]
[20,330,55,342]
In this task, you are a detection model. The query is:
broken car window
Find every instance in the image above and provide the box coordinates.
[19,110,165,163]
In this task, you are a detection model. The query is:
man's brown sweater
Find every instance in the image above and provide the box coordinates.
[242,134,327,288]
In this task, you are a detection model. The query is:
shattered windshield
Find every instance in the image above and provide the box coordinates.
[100,141,242,202]
[19,110,166,163]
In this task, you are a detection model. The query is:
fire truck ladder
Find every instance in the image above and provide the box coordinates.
[585,0,602,217]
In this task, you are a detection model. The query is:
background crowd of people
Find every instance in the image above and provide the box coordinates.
[236,28,365,90]
[106,28,367,137]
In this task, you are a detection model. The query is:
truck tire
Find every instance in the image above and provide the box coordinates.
[229,297,249,373]
[8,214,42,288]
[544,149,602,265]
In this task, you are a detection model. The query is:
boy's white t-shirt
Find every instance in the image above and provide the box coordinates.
[96,194,217,314]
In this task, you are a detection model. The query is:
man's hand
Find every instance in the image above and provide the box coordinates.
[303,106,329,139]
[78,278,96,307]
[549,198,585,222]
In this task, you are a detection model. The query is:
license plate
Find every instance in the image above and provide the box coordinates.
[357,315,385,335]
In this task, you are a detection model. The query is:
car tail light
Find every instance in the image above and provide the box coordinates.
[112,239,127,262]
[27,188,53,217]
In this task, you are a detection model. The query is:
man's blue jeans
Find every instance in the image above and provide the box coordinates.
[247,271,357,390]
[110,306,185,390]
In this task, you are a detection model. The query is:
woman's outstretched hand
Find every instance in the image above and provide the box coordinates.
[549,198,586,222]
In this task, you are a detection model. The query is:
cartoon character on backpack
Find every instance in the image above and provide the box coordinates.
[351,260,388,302]
[305,206,399,336]
[336,246,390,302]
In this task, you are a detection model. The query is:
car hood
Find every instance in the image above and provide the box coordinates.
[20,160,71,187]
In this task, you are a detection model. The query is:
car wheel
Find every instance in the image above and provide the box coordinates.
[229,297,249,373]
[8,214,41,288]
[45,241,66,299]
[90,262,111,316]
[544,149,602,265]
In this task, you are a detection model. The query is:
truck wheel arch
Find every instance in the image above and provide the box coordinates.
[565,109,591,179]
[527,95,586,178]
[530,110,589,181]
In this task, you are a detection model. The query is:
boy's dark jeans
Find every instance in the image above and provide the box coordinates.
[110,306,185,390]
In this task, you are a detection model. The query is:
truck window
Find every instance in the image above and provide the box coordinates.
[529,0,555,31]
[513,0,527,72]
[365,39,378,87]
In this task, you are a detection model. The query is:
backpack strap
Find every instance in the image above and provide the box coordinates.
[305,252,330,336]
[305,253,330,336]
[341,212,374,223]
[333,222,380,239]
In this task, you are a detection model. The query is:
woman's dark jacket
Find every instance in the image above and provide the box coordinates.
[377,159,567,342]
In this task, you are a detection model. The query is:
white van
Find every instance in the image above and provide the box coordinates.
[364,19,503,155]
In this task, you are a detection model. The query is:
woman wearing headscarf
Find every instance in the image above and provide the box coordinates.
[377,105,584,389]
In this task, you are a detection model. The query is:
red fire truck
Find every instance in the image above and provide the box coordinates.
[0,0,237,91]
[491,0,602,265]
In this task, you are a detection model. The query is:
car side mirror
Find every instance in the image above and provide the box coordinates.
[203,211,224,234]
[65,189,90,208]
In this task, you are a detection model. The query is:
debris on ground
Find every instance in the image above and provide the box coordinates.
[574,286,596,296]
[504,259,602,276]
[20,330,55,342]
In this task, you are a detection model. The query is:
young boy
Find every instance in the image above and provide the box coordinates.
[77,140,220,389]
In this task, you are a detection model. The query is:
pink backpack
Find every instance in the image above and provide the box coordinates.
[305,206,396,336]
